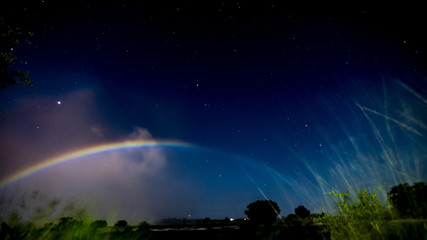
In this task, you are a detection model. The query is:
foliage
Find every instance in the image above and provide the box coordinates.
[1,183,425,239]
[136,221,152,239]
[315,186,392,240]
[90,219,107,229]
[0,18,32,89]
[295,205,311,219]
[244,199,281,225]
[114,220,128,228]
[0,215,152,240]
[388,182,427,218]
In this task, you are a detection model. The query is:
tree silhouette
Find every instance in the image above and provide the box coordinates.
[114,220,128,228]
[90,220,107,229]
[136,221,151,239]
[244,200,280,225]
[113,220,132,234]
[57,217,82,230]
[388,182,427,218]
[294,205,311,219]
[0,18,32,89]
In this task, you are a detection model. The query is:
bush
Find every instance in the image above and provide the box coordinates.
[244,200,281,225]
[114,220,128,228]
[388,182,427,218]
[316,186,391,240]
[90,220,107,229]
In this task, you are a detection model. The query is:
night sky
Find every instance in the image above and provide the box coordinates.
[1,2,426,223]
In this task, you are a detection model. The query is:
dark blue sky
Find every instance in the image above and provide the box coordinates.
[1,1,426,222]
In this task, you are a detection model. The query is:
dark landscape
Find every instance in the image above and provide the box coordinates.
[1,182,426,239]
[1,1,426,240]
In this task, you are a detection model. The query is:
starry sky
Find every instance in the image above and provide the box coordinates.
[1,1,426,223]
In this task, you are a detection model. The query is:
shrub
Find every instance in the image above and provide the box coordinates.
[316,186,391,240]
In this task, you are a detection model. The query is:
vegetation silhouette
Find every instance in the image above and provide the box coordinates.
[388,182,427,219]
[315,186,392,240]
[114,220,128,228]
[0,18,32,90]
[90,219,107,229]
[294,205,311,219]
[0,182,426,239]
[315,184,427,240]
[244,199,280,225]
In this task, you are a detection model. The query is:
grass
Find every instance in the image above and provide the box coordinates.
[314,185,426,240]
[1,184,426,239]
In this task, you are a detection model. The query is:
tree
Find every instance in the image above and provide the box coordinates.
[294,205,311,219]
[0,18,32,89]
[285,213,303,226]
[388,182,427,218]
[136,221,151,239]
[90,220,107,229]
[57,217,82,230]
[114,220,128,228]
[244,199,280,225]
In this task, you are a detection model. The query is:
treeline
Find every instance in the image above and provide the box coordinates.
[0,217,152,240]
[0,182,426,239]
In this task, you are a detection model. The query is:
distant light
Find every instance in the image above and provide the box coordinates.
[57,101,61,105]
[188,214,191,218]
[230,218,235,221]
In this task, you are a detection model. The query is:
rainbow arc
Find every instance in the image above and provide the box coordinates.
[0,139,191,187]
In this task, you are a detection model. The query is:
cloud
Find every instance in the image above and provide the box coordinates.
[0,89,271,223]
[0,90,180,223]
[0,90,110,178]
[122,127,166,175]
[18,126,171,223]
